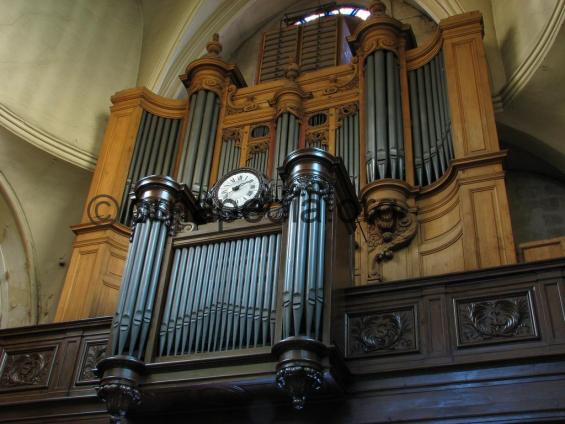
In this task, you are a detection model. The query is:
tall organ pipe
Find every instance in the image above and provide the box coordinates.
[408,51,455,186]
[118,112,182,225]
[178,90,221,198]
[364,50,405,183]
[272,112,300,198]
[111,176,191,360]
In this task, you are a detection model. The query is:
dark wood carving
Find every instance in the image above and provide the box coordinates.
[347,306,418,357]
[78,342,107,383]
[455,291,538,347]
[0,348,55,389]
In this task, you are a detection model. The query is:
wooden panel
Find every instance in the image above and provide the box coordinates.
[520,237,565,262]
[440,12,500,157]
[420,230,464,276]
[470,187,503,267]
[55,225,129,322]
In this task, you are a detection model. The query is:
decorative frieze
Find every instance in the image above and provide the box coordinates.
[455,291,538,347]
[347,306,418,357]
[0,349,55,389]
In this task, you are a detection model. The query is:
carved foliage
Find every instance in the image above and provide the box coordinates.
[348,306,417,357]
[78,342,107,383]
[226,84,259,115]
[132,198,186,237]
[366,199,417,261]
[322,59,359,95]
[455,291,538,347]
[0,349,55,389]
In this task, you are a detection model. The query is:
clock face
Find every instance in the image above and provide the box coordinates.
[217,171,261,209]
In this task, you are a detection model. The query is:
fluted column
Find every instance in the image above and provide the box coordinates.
[273,148,360,409]
[96,175,199,424]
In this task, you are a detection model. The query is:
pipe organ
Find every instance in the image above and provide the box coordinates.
[48,1,519,417]
[7,2,565,422]
[56,2,516,323]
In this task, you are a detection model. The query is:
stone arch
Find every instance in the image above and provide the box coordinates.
[0,172,38,328]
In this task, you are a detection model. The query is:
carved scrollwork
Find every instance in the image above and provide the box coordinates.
[336,103,359,128]
[305,129,328,149]
[323,59,359,95]
[222,127,242,146]
[0,350,54,388]
[348,307,417,356]
[226,85,258,115]
[366,199,416,261]
[282,174,335,213]
[132,198,188,237]
[456,293,538,346]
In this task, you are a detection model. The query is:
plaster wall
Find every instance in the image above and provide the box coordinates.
[0,0,143,169]
[0,127,90,325]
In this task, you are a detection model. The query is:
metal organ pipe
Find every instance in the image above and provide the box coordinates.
[118,112,182,225]
[111,177,191,361]
[158,234,281,356]
[272,112,300,198]
[178,89,221,198]
[363,49,405,183]
[408,51,455,186]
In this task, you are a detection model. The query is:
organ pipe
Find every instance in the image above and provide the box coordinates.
[408,51,455,186]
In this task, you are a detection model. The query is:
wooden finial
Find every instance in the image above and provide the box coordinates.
[206,33,222,56]
[284,56,299,81]
[369,0,387,16]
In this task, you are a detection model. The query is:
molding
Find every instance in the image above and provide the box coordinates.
[493,0,565,112]
[415,0,465,22]
[0,172,39,325]
[156,0,250,98]
[0,104,97,171]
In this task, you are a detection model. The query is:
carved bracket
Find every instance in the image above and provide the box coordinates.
[366,199,416,261]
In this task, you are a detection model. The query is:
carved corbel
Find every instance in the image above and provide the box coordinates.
[366,198,416,261]
[360,180,418,269]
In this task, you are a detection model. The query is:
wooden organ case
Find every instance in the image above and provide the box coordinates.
[20,1,565,421]
[55,3,515,322]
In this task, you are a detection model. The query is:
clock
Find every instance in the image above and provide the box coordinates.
[210,168,270,215]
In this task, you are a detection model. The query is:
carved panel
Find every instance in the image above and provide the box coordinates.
[77,342,107,384]
[0,348,56,390]
[347,306,418,357]
[454,291,538,347]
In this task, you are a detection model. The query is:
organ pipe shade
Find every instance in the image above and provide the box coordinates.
[272,112,300,198]
[178,90,221,198]
[158,233,281,356]
[118,112,182,225]
[218,138,241,178]
[336,112,360,193]
[408,51,454,186]
[364,50,405,183]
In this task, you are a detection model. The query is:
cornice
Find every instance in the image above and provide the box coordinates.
[493,0,565,112]
[0,103,97,171]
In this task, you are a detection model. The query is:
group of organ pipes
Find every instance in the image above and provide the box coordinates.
[53,1,520,419]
